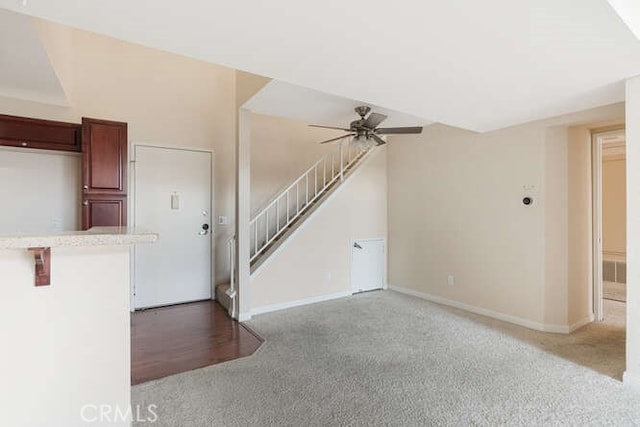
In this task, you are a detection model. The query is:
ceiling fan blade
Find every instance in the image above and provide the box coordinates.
[370,134,386,146]
[319,133,354,144]
[363,112,388,129]
[309,124,352,132]
[376,126,423,134]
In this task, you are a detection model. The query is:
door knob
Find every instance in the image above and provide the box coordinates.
[198,224,210,235]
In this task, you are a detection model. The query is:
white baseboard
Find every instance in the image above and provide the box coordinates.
[251,290,352,316]
[568,313,595,333]
[238,312,252,322]
[389,285,576,334]
[623,371,640,393]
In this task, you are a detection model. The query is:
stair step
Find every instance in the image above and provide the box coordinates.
[215,283,232,311]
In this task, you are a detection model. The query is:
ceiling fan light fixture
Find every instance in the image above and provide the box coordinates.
[312,106,421,145]
[350,134,376,149]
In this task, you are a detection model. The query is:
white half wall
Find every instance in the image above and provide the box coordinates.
[250,147,388,312]
[0,246,131,427]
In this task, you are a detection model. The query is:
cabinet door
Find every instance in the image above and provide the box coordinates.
[82,118,127,195]
[82,195,127,229]
[0,114,80,152]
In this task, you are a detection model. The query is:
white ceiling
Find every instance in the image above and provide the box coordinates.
[1,0,640,131]
[0,8,67,105]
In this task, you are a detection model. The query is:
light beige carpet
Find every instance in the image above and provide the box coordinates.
[604,280,627,302]
[132,291,639,426]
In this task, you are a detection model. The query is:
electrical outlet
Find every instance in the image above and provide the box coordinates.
[50,218,62,232]
[447,275,455,286]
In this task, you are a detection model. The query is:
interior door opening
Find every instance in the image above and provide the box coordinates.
[592,129,626,323]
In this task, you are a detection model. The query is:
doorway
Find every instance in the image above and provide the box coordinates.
[133,145,213,309]
[351,238,385,293]
[593,129,626,321]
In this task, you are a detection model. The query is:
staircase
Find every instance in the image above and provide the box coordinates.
[215,141,374,316]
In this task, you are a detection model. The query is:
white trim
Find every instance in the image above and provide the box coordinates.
[250,147,379,279]
[238,312,252,322]
[568,313,595,333]
[251,290,351,316]
[592,132,604,321]
[131,141,217,156]
[592,128,625,322]
[389,285,575,334]
[623,371,640,393]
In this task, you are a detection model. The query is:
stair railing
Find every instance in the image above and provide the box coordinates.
[250,140,370,261]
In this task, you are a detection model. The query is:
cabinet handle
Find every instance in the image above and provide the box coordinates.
[82,201,89,206]
[83,185,89,190]
[21,142,27,147]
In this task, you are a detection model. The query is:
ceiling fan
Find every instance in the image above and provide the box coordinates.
[310,106,423,145]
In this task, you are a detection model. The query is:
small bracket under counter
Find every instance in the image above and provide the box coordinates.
[28,247,51,286]
[0,227,157,287]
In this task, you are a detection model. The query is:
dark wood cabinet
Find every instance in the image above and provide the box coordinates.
[82,195,127,229]
[0,114,81,152]
[81,118,128,229]
[82,118,127,195]
[0,113,128,230]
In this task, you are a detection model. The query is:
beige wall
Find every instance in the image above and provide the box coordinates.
[250,147,388,312]
[0,246,131,427]
[250,113,341,215]
[543,126,569,327]
[387,103,624,332]
[566,125,593,326]
[0,18,237,283]
[603,156,627,258]
[388,123,547,325]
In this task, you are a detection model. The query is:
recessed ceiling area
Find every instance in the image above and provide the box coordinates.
[1,1,640,131]
[0,8,67,106]
[245,81,432,129]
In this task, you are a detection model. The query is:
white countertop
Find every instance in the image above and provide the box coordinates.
[0,227,158,249]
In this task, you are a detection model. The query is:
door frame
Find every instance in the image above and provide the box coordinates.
[129,142,215,311]
[350,237,387,294]
[591,128,625,321]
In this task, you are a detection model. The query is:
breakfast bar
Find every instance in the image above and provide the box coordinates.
[0,227,157,427]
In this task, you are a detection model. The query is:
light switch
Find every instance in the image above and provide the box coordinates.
[171,193,180,210]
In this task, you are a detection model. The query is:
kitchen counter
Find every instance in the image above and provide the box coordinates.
[0,226,157,249]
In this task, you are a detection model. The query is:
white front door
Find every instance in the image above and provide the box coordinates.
[351,238,385,293]
[133,145,212,309]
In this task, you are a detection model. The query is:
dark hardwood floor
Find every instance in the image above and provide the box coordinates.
[131,300,263,385]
